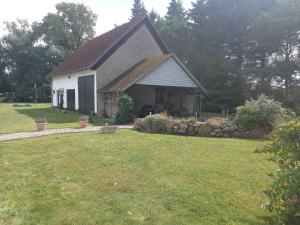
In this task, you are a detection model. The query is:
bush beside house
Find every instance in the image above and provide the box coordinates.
[115,94,134,124]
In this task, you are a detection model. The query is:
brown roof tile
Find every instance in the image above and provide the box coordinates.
[101,54,171,92]
[48,19,138,77]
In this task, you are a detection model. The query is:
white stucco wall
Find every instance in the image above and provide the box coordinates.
[51,70,97,113]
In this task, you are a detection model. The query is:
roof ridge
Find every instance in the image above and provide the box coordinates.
[79,18,140,49]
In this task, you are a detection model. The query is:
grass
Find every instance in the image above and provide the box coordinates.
[0,130,275,225]
[0,103,111,134]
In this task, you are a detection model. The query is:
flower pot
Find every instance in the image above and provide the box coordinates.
[36,122,48,132]
[79,120,88,128]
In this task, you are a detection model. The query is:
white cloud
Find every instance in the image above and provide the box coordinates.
[0,0,192,37]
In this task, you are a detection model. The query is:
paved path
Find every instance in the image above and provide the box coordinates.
[0,126,133,142]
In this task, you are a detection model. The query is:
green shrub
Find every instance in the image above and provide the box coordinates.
[234,95,295,130]
[115,94,134,124]
[261,120,300,225]
[143,114,169,133]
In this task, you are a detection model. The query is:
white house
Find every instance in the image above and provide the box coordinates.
[48,16,207,117]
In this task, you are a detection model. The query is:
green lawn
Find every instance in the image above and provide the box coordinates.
[0,103,111,134]
[0,130,275,225]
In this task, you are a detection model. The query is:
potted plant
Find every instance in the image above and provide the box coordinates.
[35,118,48,132]
[79,115,89,128]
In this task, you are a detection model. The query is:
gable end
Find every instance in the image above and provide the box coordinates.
[90,16,169,70]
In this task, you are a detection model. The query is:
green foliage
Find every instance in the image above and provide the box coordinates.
[142,114,169,132]
[2,20,57,101]
[187,0,300,111]
[36,2,97,58]
[0,2,97,102]
[262,120,300,224]
[234,95,295,130]
[131,0,148,20]
[0,41,11,92]
[158,0,188,60]
[115,94,134,124]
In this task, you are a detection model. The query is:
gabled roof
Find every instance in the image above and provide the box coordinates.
[100,54,208,94]
[101,54,170,92]
[48,16,169,78]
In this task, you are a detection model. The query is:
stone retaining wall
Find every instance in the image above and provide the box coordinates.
[134,116,266,138]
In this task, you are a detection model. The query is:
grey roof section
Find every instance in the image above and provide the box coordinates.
[134,54,208,94]
[100,53,208,95]
[136,57,198,88]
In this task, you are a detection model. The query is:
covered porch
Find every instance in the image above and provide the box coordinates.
[97,54,208,118]
[127,84,202,117]
[98,84,204,118]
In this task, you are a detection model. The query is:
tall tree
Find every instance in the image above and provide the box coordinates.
[1,2,97,102]
[244,0,278,97]
[36,2,97,58]
[131,0,148,20]
[0,40,10,93]
[2,20,59,100]
[149,9,164,30]
[188,0,277,110]
[159,0,189,60]
[269,0,300,104]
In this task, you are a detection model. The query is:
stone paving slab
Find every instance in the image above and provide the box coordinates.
[0,126,133,142]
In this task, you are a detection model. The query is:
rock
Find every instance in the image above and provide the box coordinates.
[201,123,214,135]
[133,118,144,131]
[177,129,186,135]
[179,124,188,132]
[233,131,241,137]
[173,125,178,132]
[223,126,234,132]
[187,126,195,135]
[214,129,222,133]
[209,132,217,136]
[194,122,205,127]
[166,121,175,132]
[247,129,264,138]
[233,124,239,130]
[216,133,223,137]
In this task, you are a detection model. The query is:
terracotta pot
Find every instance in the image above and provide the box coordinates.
[36,122,48,132]
[79,120,88,128]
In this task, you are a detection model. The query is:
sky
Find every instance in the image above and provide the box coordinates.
[0,0,192,37]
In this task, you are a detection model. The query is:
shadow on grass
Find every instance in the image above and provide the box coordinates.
[15,108,112,126]
[15,108,80,124]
